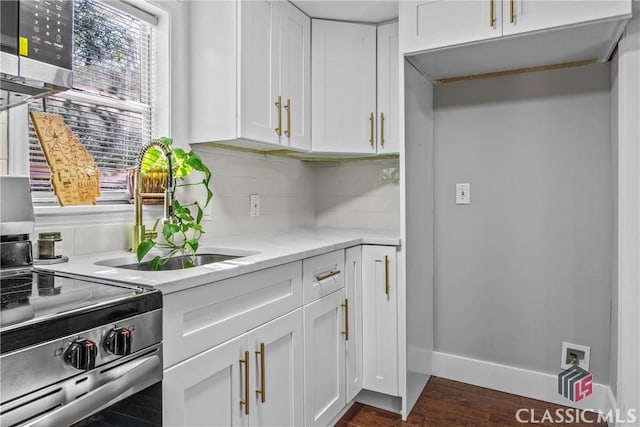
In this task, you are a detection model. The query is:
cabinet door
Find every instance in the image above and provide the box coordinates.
[247,309,304,427]
[164,335,248,427]
[502,0,631,36]
[376,22,399,154]
[399,0,502,54]
[362,246,398,396]
[303,290,347,426]
[240,0,280,145]
[345,246,363,402]
[311,20,376,154]
[189,0,237,143]
[280,2,311,151]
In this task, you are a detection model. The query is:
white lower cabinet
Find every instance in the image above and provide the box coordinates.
[362,245,399,396]
[345,246,363,401]
[164,335,247,427]
[247,310,304,427]
[303,289,347,426]
[164,309,303,427]
[163,244,399,427]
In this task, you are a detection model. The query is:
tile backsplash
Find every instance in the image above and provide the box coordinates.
[192,145,317,237]
[27,145,399,254]
[315,159,400,230]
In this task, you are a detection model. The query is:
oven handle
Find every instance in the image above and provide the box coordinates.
[23,352,161,427]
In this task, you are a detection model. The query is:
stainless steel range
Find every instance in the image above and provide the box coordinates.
[0,177,163,427]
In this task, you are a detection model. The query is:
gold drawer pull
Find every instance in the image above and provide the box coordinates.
[341,298,349,340]
[369,112,374,147]
[384,256,390,295]
[380,112,385,148]
[275,96,282,136]
[490,0,495,27]
[240,351,250,414]
[315,270,341,282]
[510,0,514,23]
[255,342,266,403]
[284,98,291,138]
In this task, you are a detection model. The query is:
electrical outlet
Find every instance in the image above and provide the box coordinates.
[456,183,471,205]
[202,199,212,220]
[250,194,260,217]
[561,341,591,371]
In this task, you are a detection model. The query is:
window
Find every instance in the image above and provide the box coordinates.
[28,0,157,203]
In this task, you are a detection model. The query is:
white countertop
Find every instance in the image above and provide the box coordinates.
[37,228,400,294]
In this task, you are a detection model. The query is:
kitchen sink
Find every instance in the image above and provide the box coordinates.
[117,254,241,271]
[95,248,258,271]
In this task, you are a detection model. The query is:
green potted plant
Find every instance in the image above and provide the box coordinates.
[135,137,212,270]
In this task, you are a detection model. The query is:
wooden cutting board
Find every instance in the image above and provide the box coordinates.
[30,112,101,206]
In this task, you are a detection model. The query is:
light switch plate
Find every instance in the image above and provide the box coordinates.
[456,183,470,205]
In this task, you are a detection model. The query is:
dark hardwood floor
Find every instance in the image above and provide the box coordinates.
[336,377,607,427]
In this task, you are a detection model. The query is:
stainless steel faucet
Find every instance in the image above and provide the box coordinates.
[131,140,175,251]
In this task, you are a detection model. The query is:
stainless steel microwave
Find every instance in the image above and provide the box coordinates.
[0,0,73,111]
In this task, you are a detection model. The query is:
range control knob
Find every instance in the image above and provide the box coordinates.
[64,339,97,371]
[103,327,132,356]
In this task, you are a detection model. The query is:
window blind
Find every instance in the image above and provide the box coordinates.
[29,0,156,202]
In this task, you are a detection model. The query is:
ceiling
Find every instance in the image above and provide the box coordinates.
[290,1,398,24]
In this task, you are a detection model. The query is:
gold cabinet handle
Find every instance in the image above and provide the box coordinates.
[315,270,341,282]
[275,96,282,136]
[255,342,266,403]
[490,0,495,27]
[240,351,250,414]
[284,98,291,138]
[369,112,374,147]
[380,112,385,148]
[510,0,514,23]
[341,298,349,340]
[384,256,390,295]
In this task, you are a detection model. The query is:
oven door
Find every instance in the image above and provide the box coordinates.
[0,344,162,427]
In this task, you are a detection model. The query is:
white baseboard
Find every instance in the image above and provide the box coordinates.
[431,351,614,414]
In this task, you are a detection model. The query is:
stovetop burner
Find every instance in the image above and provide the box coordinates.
[0,271,33,308]
[0,269,162,354]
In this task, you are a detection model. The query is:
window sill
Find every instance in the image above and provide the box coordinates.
[35,204,134,216]
[34,204,162,227]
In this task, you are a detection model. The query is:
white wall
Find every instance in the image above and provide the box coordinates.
[615,7,640,416]
[315,158,400,230]
[433,63,614,384]
[609,50,619,399]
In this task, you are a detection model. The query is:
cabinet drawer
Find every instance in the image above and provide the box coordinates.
[164,261,302,368]
[302,250,345,304]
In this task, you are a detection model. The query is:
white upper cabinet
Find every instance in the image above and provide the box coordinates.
[240,0,280,145]
[400,0,631,55]
[311,20,377,154]
[189,1,310,150]
[280,2,312,150]
[401,0,502,53]
[376,22,400,154]
[501,0,632,36]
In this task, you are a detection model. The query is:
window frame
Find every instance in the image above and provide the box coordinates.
[7,0,171,216]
